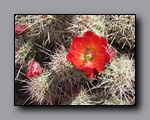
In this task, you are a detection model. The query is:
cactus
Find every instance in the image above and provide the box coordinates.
[21,71,56,105]
[104,15,135,50]
[15,15,135,105]
[97,55,135,105]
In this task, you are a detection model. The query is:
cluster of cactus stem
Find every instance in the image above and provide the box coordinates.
[103,15,135,50]
[15,15,135,105]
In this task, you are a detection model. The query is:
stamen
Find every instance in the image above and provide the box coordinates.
[86,53,92,61]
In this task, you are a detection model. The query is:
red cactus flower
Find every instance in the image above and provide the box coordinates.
[85,68,99,81]
[15,24,28,35]
[64,81,81,97]
[66,30,110,81]
[107,48,117,59]
[27,60,43,79]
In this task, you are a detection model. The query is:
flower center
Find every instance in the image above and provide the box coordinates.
[85,51,94,61]
[86,54,92,61]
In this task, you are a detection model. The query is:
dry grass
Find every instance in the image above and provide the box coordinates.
[15,15,135,105]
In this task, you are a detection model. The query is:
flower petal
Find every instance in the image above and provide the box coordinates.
[27,71,33,79]
[31,63,43,75]
[91,35,101,48]
[70,44,74,54]
[27,60,43,79]
[84,30,95,37]
[96,64,105,72]
[81,36,91,49]
[104,52,110,64]
[66,52,73,62]
[15,25,28,35]
[97,45,106,55]
[73,36,83,43]
[74,50,84,60]
[73,41,85,52]
[75,65,84,70]
[100,37,108,46]
[107,48,117,59]
[84,67,93,75]
[72,56,83,66]
[94,57,105,72]
[84,61,94,68]
[85,68,99,81]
